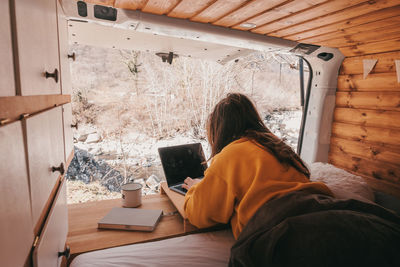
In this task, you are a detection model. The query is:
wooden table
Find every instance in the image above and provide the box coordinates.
[67,191,198,262]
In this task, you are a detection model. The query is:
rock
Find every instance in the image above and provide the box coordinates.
[146,174,161,190]
[78,133,89,142]
[86,133,101,143]
[65,146,124,192]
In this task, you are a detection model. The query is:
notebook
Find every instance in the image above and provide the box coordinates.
[98,207,163,231]
[158,143,207,195]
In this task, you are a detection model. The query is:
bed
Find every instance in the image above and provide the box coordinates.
[70,163,400,267]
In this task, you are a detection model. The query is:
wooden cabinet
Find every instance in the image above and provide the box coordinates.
[25,107,65,228]
[0,0,16,96]
[62,103,74,162]
[13,0,61,96]
[0,0,72,266]
[0,122,34,266]
[57,0,72,95]
[33,179,68,267]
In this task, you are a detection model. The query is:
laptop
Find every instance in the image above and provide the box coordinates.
[158,143,207,195]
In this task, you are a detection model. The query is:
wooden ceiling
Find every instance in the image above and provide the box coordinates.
[82,0,400,57]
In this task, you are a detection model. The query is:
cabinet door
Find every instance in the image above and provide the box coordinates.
[33,179,68,267]
[0,0,16,96]
[25,107,65,227]
[0,122,34,266]
[57,1,72,95]
[13,0,61,95]
[62,103,74,163]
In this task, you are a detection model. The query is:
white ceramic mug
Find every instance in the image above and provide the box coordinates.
[121,183,142,208]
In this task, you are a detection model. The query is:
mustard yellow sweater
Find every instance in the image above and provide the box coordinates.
[184,138,332,239]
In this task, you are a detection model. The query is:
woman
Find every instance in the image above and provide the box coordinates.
[182,93,332,239]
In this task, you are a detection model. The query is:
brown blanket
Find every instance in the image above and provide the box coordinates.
[229,189,400,267]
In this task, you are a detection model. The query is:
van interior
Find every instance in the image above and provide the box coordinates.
[1,0,400,266]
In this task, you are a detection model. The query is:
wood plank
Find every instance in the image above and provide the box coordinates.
[0,95,71,125]
[160,182,186,218]
[337,73,400,91]
[213,0,287,27]
[300,15,400,44]
[233,0,327,30]
[142,0,180,15]
[333,107,400,129]
[336,91,400,111]
[191,0,249,23]
[114,0,148,10]
[168,0,216,19]
[252,0,366,34]
[339,37,400,57]
[0,0,16,97]
[0,122,34,267]
[331,137,400,165]
[331,122,400,149]
[340,50,400,75]
[329,146,400,184]
[271,0,400,38]
[317,23,400,48]
[67,195,186,255]
[329,152,400,198]
[84,0,116,6]
[289,5,400,41]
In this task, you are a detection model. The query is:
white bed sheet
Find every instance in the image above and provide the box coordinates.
[70,229,235,267]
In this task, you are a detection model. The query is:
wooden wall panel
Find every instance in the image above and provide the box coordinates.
[339,37,400,57]
[333,108,400,129]
[337,73,400,91]
[330,35,400,197]
[331,137,400,166]
[331,122,400,149]
[340,51,400,75]
[336,92,400,111]
[330,147,400,184]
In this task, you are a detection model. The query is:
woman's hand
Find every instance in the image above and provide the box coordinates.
[182,177,202,190]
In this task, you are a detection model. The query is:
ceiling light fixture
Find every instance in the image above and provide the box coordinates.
[239,23,256,29]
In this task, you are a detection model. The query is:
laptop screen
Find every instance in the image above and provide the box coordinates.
[158,143,207,187]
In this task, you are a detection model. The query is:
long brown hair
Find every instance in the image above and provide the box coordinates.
[207,93,310,177]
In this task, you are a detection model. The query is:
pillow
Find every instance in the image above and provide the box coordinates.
[309,162,375,202]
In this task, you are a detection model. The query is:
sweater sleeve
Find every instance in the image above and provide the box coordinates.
[184,170,236,228]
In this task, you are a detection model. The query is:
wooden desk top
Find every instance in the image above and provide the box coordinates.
[67,194,188,256]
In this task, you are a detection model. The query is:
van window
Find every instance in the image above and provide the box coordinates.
[66,44,308,204]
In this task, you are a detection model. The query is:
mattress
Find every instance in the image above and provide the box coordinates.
[70,229,235,267]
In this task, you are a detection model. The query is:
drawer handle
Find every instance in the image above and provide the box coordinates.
[45,68,59,83]
[51,163,65,175]
[58,246,70,259]
[71,122,78,129]
[68,52,76,61]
